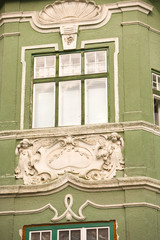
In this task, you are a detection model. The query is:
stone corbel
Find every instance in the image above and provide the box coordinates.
[60,25,78,50]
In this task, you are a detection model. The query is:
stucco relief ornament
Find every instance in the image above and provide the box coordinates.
[15,133,124,185]
[37,0,101,24]
[34,0,102,49]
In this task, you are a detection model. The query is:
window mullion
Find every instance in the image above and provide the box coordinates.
[82,228,86,240]
[81,78,84,125]
[55,81,59,127]
[56,54,59,77]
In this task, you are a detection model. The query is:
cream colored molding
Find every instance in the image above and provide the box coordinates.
[0,176,159,197]
[0,194,159,222]
[121,21,160,35]
[81,38,119,123]
[20,43,59,130]
[0,1,153,32]
[0,32,20,40]
[14,133,124,184]
[0,1,154,49]
[115,0,152,14]
[1,121,160,140]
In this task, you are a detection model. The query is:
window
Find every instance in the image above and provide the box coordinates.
[32,49,108,128]
[29,230,51,240]
[23,221,116,240]
[152,72,160,126]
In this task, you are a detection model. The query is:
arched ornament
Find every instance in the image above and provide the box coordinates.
[32,0,107,49]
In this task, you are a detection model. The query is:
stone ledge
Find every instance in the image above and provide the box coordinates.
[0,121,160,140]
[0,176,159,197]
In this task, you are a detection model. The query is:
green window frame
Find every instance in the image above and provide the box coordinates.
[22,221,117,240]
[32,48,109,128]
[152,70,160,126]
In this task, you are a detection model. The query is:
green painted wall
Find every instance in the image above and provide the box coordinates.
[0,1,160,240]
[0,187,159,240]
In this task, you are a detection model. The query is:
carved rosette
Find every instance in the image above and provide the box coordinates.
[15,133,124,185]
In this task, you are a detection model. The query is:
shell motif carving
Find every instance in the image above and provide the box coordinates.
[15,133,124,185]
[38,0,102,24]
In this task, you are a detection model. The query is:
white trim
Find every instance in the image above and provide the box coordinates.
[81,38,119,123]
[0,193,159,223]
[0,1,153,33]
[20,44,59,130]
[121,21,160,35]
[29,230,52,240]
[0,32,20,40]
[1,121,160,140]
[0,176,159,196]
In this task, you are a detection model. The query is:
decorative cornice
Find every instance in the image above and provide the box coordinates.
[0,1,153,33]
[0,194,159,223]
[1,121,160,141]
[0,176,159,197]
[115,1,153,14]
[0,32,20,40]
[121,21,160,35]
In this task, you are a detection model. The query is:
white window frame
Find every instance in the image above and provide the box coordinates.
[34,55,56,79]
[152,73,160,91]
[85,78,108,124]
[32,49,108,128]
[153,94,160,126]
[59,53,81,76]
[84,50,107,74]
[57,226,110,240]
[29,230,52,240]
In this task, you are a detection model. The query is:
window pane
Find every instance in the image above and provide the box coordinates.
[154,97,160,126]
[158,76,160,90]
[34,56,56,78]
[152,74,157,89]
[59,80,81,126]
[31,232,40,240]
[86,229,96,240]
[98,228,108,240]
[71,230,81,240]
[85,51,107,74]
[42,232,51,240]
[33,82,55,128]
[59,231,69,240]
[59,53,81,76]
[85,78,108,124]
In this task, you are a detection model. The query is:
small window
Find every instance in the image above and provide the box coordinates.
[32,50,108,128]
[58,229,81,240]
[34,56,56,79]
[29,230,51,240]
[23,221,116,240]
[152,72,160,126]
[59,53,81,76]
[152,73,160,91]
[85,51,107,74]
[154,96,160,126]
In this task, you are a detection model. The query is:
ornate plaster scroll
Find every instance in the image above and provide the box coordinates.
[15,133,124,185]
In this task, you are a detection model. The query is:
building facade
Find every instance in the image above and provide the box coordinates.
[0,0,160,239]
